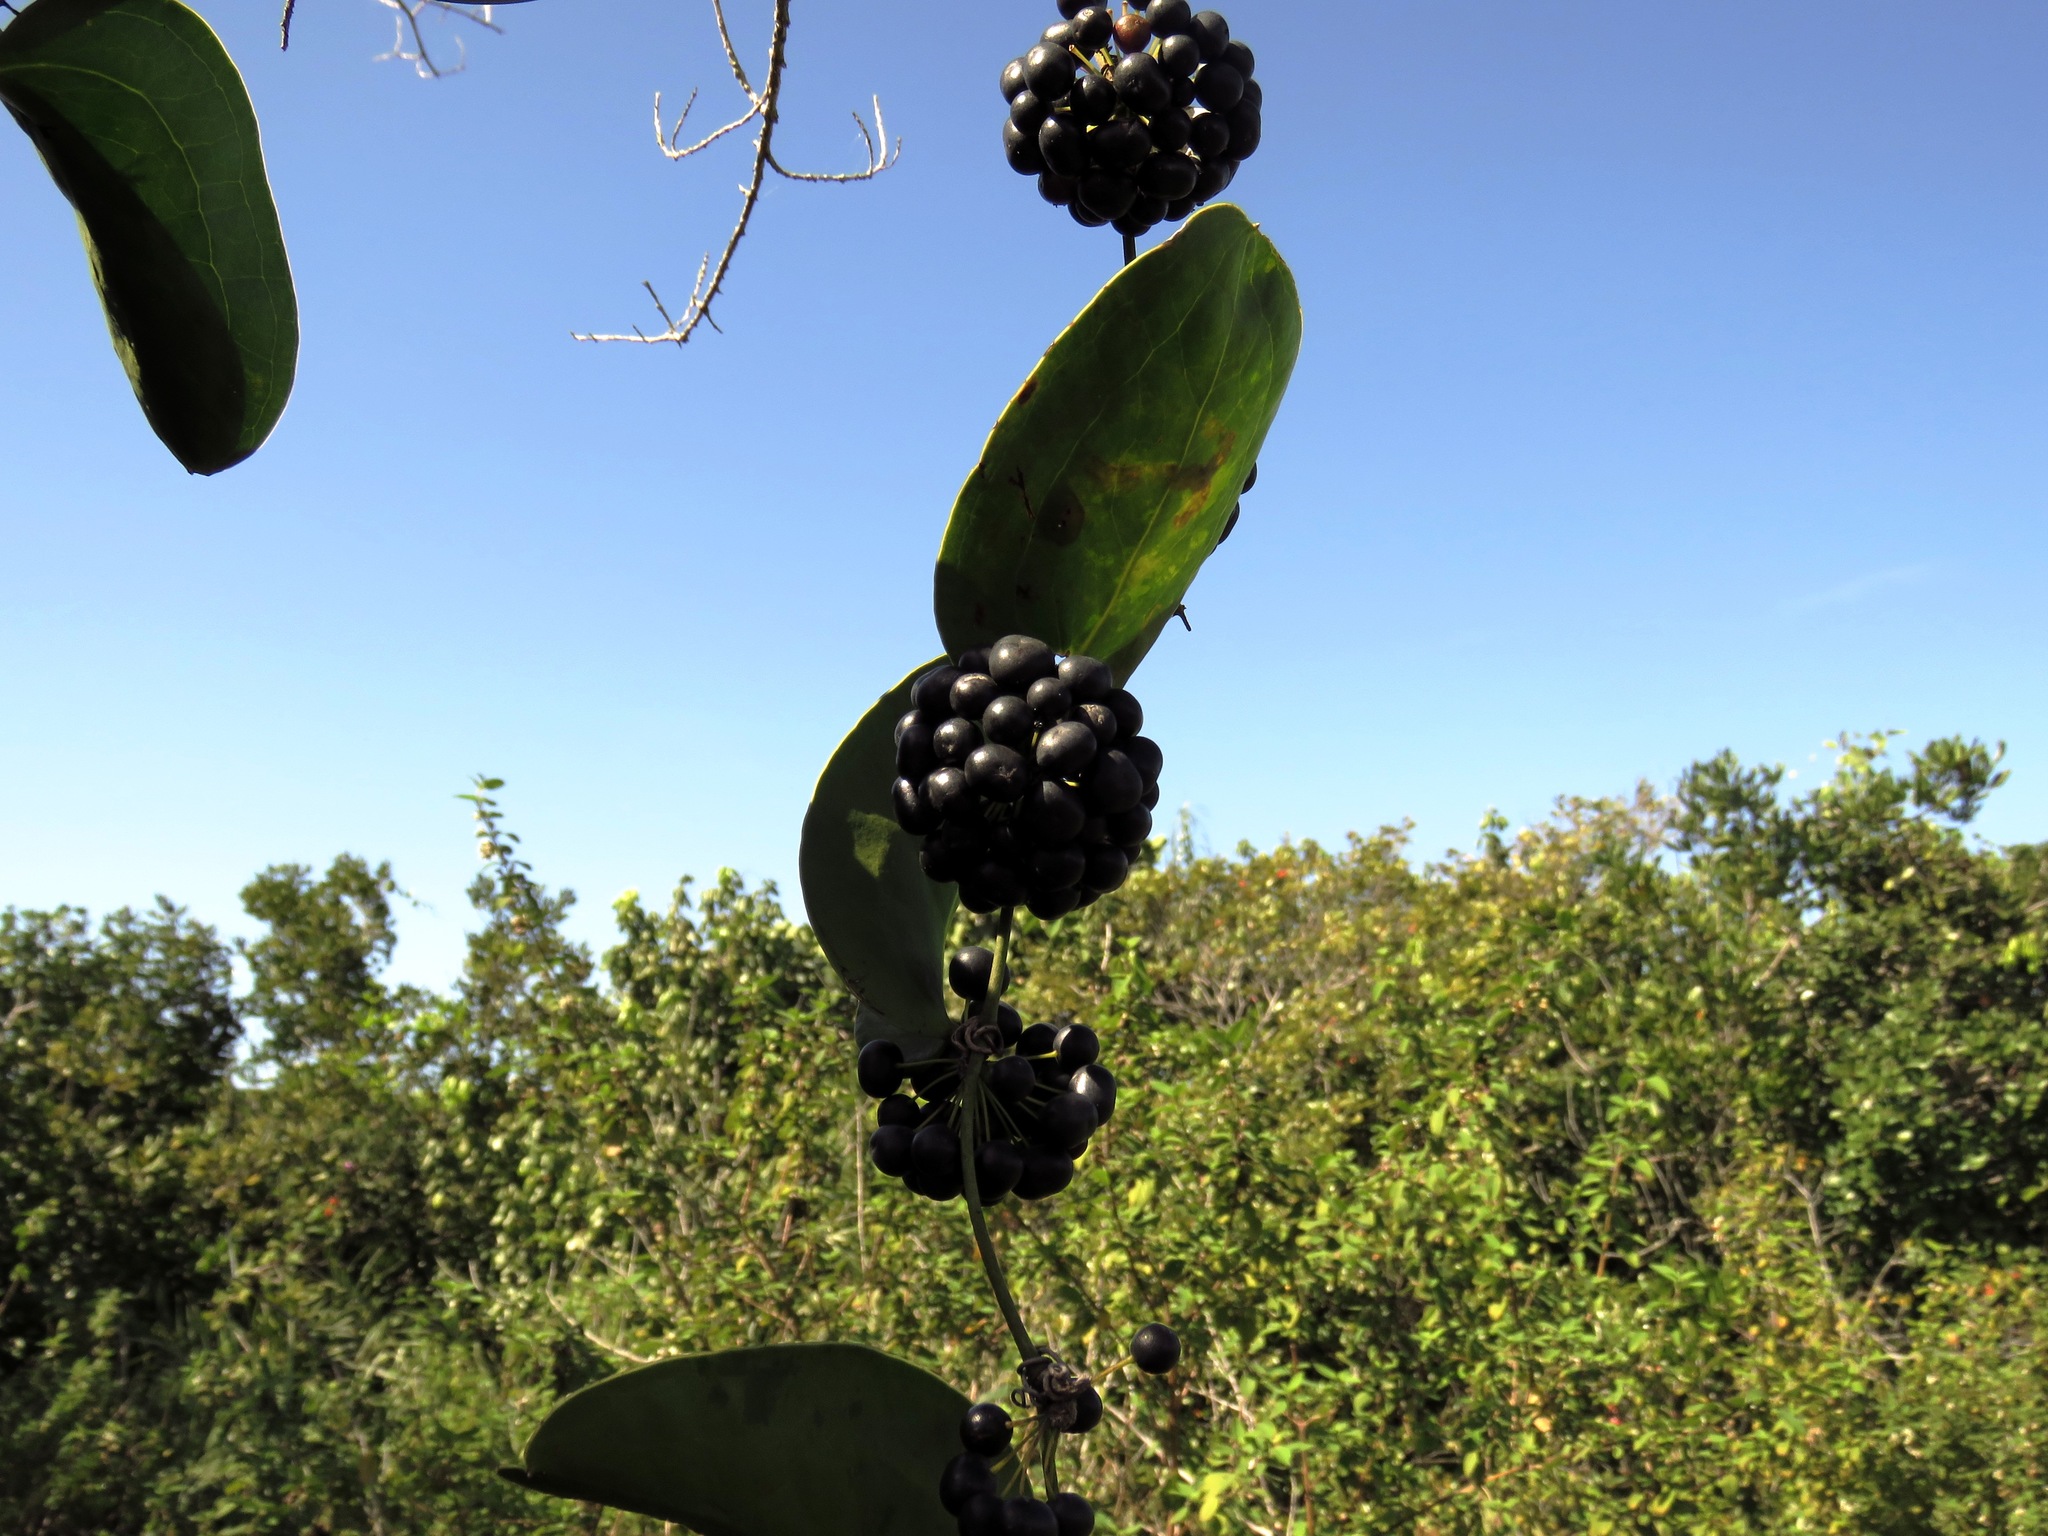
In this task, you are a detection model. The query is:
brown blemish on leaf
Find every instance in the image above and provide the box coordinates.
[1040,486,1086,546]
[1015,377,1038,405]
[1072,431,1239,530]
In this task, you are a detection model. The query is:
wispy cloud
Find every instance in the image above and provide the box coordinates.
[1781,564,1935,615]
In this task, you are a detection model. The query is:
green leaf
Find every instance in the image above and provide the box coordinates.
[933,203,1300,681]
[0,0,297,474]
[799,660,958,1050]
[502,1342,968,1536]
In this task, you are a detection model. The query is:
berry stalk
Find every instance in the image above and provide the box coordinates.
[958,949,1038,1366]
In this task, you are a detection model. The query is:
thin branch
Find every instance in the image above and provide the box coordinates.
[373,1,505,81]
[575,0,901,348]
[541,1284,660,1365]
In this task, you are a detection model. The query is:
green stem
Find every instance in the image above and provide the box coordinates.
[961,1063,1036,1361]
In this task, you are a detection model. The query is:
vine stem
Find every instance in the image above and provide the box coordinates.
[961,907,1035,1362]
[1122,230,1138,266]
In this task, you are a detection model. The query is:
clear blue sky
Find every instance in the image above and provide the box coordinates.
[4,0,2043,988]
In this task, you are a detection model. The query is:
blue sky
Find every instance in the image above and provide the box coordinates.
[3,0,2043,988]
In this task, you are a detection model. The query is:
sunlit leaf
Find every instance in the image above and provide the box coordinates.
[933,204,1300,681]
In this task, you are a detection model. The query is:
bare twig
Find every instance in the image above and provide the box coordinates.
[376,2,504,78]
[541,1284,660,1365]
[575,0,901,347]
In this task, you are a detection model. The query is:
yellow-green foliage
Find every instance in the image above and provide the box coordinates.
[3,738,2044,1535]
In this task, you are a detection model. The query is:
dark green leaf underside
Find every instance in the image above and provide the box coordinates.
[933,203,1300,682]
[799,660,959,1049]
[504,1342,968,1536]
[0,0,297,473]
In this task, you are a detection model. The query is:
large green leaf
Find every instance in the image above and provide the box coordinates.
[933,203,1300,681]
[502,1343,968,1536]
[800,660,959,1050]
[0,0,297,474]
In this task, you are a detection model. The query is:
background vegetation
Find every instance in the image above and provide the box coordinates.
[4,734,2045,1535]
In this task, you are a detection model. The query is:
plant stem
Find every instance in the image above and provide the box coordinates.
[1122,230,1138,266]
[961,1061,1036,1362]
[962,907,1034,1363]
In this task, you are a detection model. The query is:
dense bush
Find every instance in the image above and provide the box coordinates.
[4,736,2045,1535]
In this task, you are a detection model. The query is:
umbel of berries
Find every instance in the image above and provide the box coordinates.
[859,946,1121,1204]
[892,635,1164,920]
[1001,0,1261,238]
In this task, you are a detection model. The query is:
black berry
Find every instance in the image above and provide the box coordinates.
[1082,845,1131,894]
[934,716,982,768]
[869,1124,913,1176]
[914,1125,965,1199]
[1057,0,1086,15]
[1105,805,1152,845]
[1122,735,1164,786]
[1048,1492,1096,1536]
[1025,676,1072,725]
[1158,33,1200,77]
[917,665,963,719]
[1088,118,1151,172]
[966,743,1032,801]
[1221,38,1255,77]
[1138,151,1199,199]
[996,1001,1024,1045]
[1058,654,1114,702]
[857,1039,904,1098]
[925,767,975,824]
[988,1053,1037,1103]
[1040,1090,1098,1151]
[1021,780,1087,843]
[1189,8,1229,58]
[1070,71,1118,126]
[956,647,991,674]
[1070,202,1111,229]
[1226,103,1261,159]
[940,1453,998,1515]
[1041,21,1077,48]
[1014,1146,1075,1199]
[1038,115,1089,178]
[1217,503,1240,542]
[1004,119,1047,175]
[1069,1385,1104,1433]
[961,1402,1014,1457]
[1187,110,1230,160]
[975,1137,1026,1200]
[1112,52,1171,116]
[1072,5,1114,51]
[1039,171,1078,206]
[1074,701,1120,746]
[1069,1063,1118,1124]
[1055,1023,1100,1069]
[1001,57,1030,99]
[1077,171,1137,222]
[1131,1322,1182,1374]
[949,946,996,1001]
[983,693,1036,748]
[1242,460,1259,493]
[1037,720,1099,778]
[1028,887,1081,920]
[1145,0,1192,33]
[894,776,938,834]
[1003,1498,1059,1536]
[878,1092,921,1128]
[960,1494,1007,1536]
[1104,688,1144,736]
[1029,844,1087,893]
[990,634,1058,691]
[1083,752,1144,815]
[1023,43,1074,101]
[1010,90,1052,132]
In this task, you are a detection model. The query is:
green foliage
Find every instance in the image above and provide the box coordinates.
[0,0,296,473]
[933,205,1301,681]
[799,660,959,1049]
[507,1344,969,1536]
[4,736,2047,1534]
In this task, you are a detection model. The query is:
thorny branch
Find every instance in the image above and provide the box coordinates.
[280,1,505,79]
[574,0,900,347]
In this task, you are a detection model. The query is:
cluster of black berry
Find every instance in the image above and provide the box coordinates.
[1001,0,1260,238]
[938,1326,1183,1536]
[861,946,1118,1202]
[894,635,1162,919]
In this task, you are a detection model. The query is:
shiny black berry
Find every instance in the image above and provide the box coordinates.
[894,777,938,834]
[1039,115,1089,178]
[1105,805,1152,845]
[917,664,963,719]
[1028,887,1082,921]
[1189,8,1228,59]
[1131,1322,1182,1374]
[1104,688,1144,736]
[1122,735,1164,786]
[1037,720,1099,778]
[1001,57,1030,100]
[1187,110,1230,159]
[925,768,975,824]
[934,716,982,767]
[1077,171,1137,222]
[1089,118,1152,172]
[1030,844,1088,893]
[1069,1063,1118,1124]
[1054,1023,1100,1069]
[1074,701,1120,746]
[950,671,1000,720]
[940,1453,998,1515]
[1082,845,1131,894]
[961,1401,1014,1457]
[1221,38,1255,77]
[1138,152,1199,199]
[1021,780,1088,843]
[989,634,1057,691]
[950,946,996,1001]
[983,694,1036,748]
[1004,119,1047,175]
[1040,170,1078,206]
[988,1053,1037,1103]
[1047,1492,1096,1536]
[1072,5,1114,51]
[1018,1021,1059,1056]
[1023,44,1074,101]
[1082,752,1143,815]
[1112,52,1171,116]
[878,1092,921,1128]
[966,743,1032,801]
[1145,0,1191,33]
[857,1039,904,1098]
[1192,61,1243,110]
[1058,654,1114,702]
[914,1123,964,1195]
[1158,32,1200,77]
[1040,1090,1098,1151]
[1070,71,1118,126]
